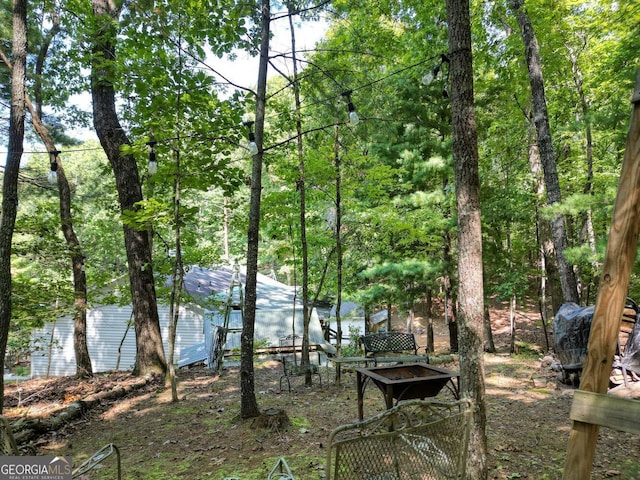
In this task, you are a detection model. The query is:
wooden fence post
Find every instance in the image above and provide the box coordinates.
[563,71,640,478]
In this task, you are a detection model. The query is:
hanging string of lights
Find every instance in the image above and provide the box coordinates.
[1,53,446,166]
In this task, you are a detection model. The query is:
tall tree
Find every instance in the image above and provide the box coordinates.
[509,0,579,305]
[446,0,487,479]
[0,0,26,412]
[90,0,167,376]
[0,2,93,378]
[241,0,271,419]
[33,118,92,378]
[1,47,92,377]
[286,1,313,385]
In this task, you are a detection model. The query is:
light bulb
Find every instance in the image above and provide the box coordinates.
[422,72,434,86]
[422,64,441,86]
[349,110,360,126]
[146,136,158,175]
[48,170,58,184]
[249,141,259,155]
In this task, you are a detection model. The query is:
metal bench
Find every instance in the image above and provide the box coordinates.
[360,332,429,365]
[326,398,473,479]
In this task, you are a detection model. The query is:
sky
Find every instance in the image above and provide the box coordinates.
[217,15,329,90]
[65,15,329,142]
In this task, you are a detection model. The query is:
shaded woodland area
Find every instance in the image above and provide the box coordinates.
[2,1,640,478]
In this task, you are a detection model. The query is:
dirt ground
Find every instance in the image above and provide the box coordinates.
[3,305,640,479]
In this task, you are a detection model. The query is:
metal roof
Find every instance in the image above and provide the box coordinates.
[181,265,300,310]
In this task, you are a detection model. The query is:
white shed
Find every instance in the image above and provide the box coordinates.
[30,265,331,377]
[31,304,203,377]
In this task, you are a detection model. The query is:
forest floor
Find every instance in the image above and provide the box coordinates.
[3,304,640,479]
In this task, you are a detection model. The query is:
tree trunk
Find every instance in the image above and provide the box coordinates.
[241,0,271,419]
[55,151,93,379]
[569,43,599,303]
[168,147,183,402]
[509,295,517,354]
[442,234,458,352]
[445,0,488,478]
[90,0,166,377]
[527,118,564,315]
[0,0,27,413]
[483,305,496,353]
[510,0,579,305]
[32,102,91,378]
[287,4,312,386]
[426,288,434,354]
[0,46,93,379]
[334,124,344,384]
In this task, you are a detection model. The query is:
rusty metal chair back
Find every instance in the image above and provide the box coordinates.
[326,398,473,480]
[0,415,18,455]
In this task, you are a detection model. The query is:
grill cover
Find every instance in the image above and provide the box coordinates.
[552,303,594,371]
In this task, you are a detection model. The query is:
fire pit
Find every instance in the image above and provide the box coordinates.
[355,363,459,420]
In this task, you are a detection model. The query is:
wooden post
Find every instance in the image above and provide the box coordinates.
[563,71,640,478]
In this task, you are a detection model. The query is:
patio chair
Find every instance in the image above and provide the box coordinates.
[326,398,473,480]
[222,457,295,480]
[72,443,121,479]
[0,415,18,455]
[267,457,295,479]
[0,413,120,479]
[278,335,322,392]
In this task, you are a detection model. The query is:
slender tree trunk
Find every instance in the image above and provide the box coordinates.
[241,0,270,419]
[510,0,579,305]
[0,0,27,413]
[33,12,59,119]
[53,148,92,378]
[569,43,599,303]
[483,305,496,353]
[442,226,459,352]
[167,19,186,403]
[0,49,93,378]
[446,0,488,478]
[168,147,183,402]
[426,289,434,354]
[287,3,312,385]
[334,124,344,383]
[223,197,230,261]
[527,116,564,314]
[509,295,517,354]
[90,0,167,376]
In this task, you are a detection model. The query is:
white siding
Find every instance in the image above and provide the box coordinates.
[31,304,204,377]
[205,307,326,354]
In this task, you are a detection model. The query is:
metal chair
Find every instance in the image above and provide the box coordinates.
[278,335,322,392]
[267,457,295,479]
[326,398,473,480]
[72,443,121,479]
[0,414,120,479]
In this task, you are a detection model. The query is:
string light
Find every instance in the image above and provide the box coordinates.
[340,90,359,126]
[3,55,445,161]
[422,54,450,93]
[146,135,158,175]
[243,121,259,155]
[48,150,60,184]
